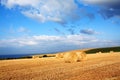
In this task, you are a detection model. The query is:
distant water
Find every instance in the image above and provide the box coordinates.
[0,54,33,59]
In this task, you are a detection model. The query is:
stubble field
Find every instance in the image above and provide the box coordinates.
[0,52,120,80]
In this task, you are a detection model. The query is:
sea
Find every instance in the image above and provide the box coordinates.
[0,52,56,59]
[0,54,34,59]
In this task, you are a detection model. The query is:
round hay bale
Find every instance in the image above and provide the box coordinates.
[76,51,87,61]
[63,52,78,63]
[96,52,99,54]
[56,53,64,58]
[32,56,39,59]
[110,51,114,54]
[98,51,102,54]
[32,56,35,59]
[96,51,102,54]
[63,51,87,63]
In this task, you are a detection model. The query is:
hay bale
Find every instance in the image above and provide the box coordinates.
[63,51,87,63]
[99,51,102,54]
[56,53,64,58]
[110,51,114,54]
[96,52,99,54]
[32,56,39,59]
[76,51,87,61]
[96,51,102,54]
[63,52,78,63]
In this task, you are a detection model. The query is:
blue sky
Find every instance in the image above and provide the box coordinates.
[0,0,120,55]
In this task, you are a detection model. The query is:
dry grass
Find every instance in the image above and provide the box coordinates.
[0,52,120,80]
[56,52,64,58]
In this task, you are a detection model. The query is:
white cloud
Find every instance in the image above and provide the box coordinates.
[22,11,46,23]
[2,0,120,23]
[18,41,37,46]
[1,0,40,9]
[1,0,78,24]
[0,35,115,48]
[0,35,119,53]
[0,35,84,47]
[33,35,62,41]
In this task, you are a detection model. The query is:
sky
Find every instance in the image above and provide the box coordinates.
[0,0,120,55]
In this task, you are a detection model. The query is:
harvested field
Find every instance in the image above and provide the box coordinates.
[0,52,120,80]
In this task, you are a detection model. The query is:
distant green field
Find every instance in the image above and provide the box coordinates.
[85,46,120,54]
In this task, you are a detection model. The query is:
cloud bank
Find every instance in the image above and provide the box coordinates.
[0,35,118,53]
[0,35,94,47]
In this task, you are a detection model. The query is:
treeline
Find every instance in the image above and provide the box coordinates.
[85,46,120,54]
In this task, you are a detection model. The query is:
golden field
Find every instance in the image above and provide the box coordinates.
[0,52,120,80]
